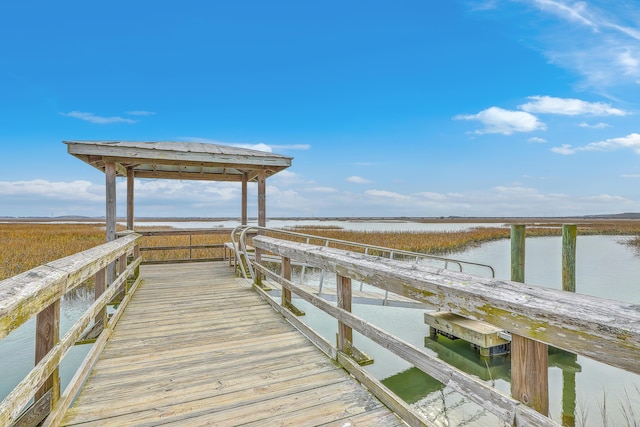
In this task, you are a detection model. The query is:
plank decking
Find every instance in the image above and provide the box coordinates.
[61,262,404,426]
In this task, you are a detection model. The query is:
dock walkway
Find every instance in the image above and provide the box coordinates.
[61,262,404,426]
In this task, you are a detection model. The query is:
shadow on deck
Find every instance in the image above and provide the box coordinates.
[61,262,404,426]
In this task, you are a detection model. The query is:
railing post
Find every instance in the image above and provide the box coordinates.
[282,256,292,307]
[510,224,549,416]
[562,224,578,426]
[94,268,106,326]
[35,300,60,407]
[134,244,140,280]
[337,274,352,353]
[279,256,304,316]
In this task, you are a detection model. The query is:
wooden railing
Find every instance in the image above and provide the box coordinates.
[239,227,640,427]
[0,233,142,427]
[128,228,230,264]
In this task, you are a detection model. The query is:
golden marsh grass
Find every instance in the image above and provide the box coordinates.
[1,220,639,280]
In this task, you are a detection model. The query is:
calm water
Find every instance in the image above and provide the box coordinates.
[125,218,495,232]
[2,221,639,426]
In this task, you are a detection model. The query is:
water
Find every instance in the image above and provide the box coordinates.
[2,221,639,425]
[126,218,496,232]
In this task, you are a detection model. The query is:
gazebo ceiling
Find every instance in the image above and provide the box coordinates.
[64,140,293,182]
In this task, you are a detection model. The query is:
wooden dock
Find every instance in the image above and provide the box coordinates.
[61,262,404,426]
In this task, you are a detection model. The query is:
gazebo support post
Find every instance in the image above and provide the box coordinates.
[242,173,248,226]
[105,162,117,242]
[127,168,134,230]
[105,162,117,284]
[254,169,267,287]
[258,169,266,228]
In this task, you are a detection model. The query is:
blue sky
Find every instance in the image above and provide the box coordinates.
[2,0,640,218]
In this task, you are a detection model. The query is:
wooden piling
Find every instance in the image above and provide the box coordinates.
[337,274,353,352]
[510,224,549,416]
[562,225,577,293]
[561,224,578,426]
[35,300,60,406]
[282,256,292,307]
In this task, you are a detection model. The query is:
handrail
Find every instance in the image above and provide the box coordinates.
[230,225,495,279]
[0,233,143,426]
[242,231,640,427]
[122,228,230,264]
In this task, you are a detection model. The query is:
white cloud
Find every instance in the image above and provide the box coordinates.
[622,174,640,178]
[126,110,156,116]
[509,1,640,89]
[528,137,547,143]
[530,0,596,28]
[519,96,627,116]
[454,106,546,135]
[364,189,410,200]
[309,186,338,193]
[552,133,640,155]
[60,111,137,124]
[413,192,446,200]
[551,144,578,155]
[0,179,103,201]
[579,122,610,129]
[347,176,371,184]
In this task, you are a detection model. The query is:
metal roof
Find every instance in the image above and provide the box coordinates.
[64,140,293,182]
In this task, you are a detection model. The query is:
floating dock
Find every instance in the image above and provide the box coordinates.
[424,311,511,357]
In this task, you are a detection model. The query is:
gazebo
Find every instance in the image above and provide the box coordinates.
[64,141,293,241]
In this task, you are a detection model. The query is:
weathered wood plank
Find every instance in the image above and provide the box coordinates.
[60,262,397,426]
[253,235,640,374]
[105,162,116,243]
[34,300,60,404]
[510,224,549,416]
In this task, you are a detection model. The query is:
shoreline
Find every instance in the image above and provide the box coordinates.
[3,215,640,224]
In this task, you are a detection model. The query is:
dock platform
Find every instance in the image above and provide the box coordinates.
[424,311,511,357]
[61,262,404,426]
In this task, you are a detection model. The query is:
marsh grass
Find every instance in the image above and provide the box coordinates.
[2,220,640,280]
[0,223,106,280]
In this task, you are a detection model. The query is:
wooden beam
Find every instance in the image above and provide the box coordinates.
[35,301,60,406]
[133,170,244,182]
[510,225,549,416]
[281,257,292,307]
[241,173,248,225]
[105,162,116,242]
[562,225,577,293]
[257,169,266,228]
[126,168,134,230]
[337,275,352,352]
[114,162,127,177]
[67,143,292,167]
